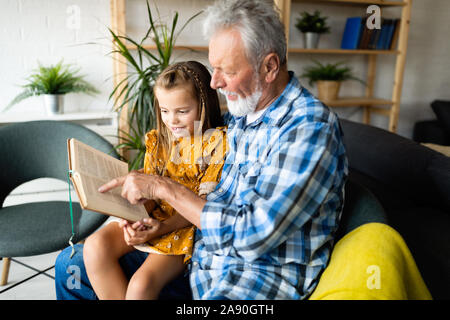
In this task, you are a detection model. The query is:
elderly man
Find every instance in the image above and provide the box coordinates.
[55,0,347,300]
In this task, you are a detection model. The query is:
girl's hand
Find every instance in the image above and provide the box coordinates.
[122,218,161,246]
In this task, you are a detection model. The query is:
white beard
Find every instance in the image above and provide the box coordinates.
[218,86,262,117]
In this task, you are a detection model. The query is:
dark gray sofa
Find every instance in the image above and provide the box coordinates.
[339,119,450,300]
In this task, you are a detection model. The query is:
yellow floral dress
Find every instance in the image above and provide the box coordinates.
[134,127,227,263]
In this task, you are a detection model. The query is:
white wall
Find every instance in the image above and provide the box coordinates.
[0,0,113,116]
[1,0,449,138]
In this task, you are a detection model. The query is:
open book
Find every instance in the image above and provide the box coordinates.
[67,138,149,222]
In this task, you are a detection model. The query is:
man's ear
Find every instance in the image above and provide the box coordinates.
[261,53,280,83]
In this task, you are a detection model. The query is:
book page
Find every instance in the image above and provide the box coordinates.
[69,138,148,222]
[71,138,127,179]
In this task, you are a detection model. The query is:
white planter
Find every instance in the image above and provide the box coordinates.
[43,94,64,115]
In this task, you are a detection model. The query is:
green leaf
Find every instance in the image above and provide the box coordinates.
[107,0,200,168]
[3,59,98,110]
[301,60,366,86]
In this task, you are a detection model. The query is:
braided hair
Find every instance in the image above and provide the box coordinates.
[152,61,223,173]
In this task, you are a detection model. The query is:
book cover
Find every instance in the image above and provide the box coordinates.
[389,19,401,50]
[376,18,388,50]
[368,28,381,50]
[341,17,363,49]
[383,19,395,49]
[357,17,370,49]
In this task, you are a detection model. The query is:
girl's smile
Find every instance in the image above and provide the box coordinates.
[155,84,200,138]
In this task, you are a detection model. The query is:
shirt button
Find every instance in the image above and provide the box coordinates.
[218,188,223,193]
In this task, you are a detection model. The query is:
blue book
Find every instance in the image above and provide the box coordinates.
[341,17,363,49]
[376,19,388,50]
[383,19,395,49]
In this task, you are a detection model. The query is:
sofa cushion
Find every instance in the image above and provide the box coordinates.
[348,170,414,211]
[426,151,450,210]
[413,120,450,145]
[340,119,450,211]
[335,177,388,241]
[388,206,450,300]
[431,100,450,134]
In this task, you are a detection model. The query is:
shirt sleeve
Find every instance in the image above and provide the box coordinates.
[199,121,346,262]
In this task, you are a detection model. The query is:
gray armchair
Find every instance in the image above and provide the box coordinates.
[0,120,119,285]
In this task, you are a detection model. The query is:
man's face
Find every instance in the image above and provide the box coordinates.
[208,28,262,116]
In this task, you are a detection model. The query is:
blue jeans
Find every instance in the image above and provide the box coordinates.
[54,244,192,300]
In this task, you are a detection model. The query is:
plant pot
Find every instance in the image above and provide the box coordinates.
[303,32,320,49]
[43,94,64,115]
[317,80,341,101]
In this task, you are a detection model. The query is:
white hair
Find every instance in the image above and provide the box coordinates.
[202,0,287,71]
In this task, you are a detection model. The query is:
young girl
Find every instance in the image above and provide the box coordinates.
[83,61,227,300]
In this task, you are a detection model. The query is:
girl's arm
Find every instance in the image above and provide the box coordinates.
[147,193,207,236]
[121,211,193,246]
[157,213,192,236]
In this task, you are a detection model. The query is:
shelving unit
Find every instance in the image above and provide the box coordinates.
[274,0,412,132]
[110,0,411,133]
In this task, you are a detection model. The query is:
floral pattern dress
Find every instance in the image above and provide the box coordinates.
[133,127,227,263]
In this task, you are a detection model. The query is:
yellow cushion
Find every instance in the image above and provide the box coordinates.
[309,223,432,300]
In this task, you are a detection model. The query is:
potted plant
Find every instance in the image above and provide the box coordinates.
[4,60,98,115]
[295,10,330,49]
[108,0,201,170]
[301,60,365,101]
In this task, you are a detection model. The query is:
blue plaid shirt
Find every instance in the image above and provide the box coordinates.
[190,72,348,299]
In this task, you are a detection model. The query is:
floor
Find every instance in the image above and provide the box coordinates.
[0,252,60,300]
[0,178,82,300]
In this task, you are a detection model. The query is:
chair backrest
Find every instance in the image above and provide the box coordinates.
[0,120,119,207]
[335,178,388,241]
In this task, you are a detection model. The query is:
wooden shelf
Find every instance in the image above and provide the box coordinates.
[127,46,400,56]
[321,97,394,107]
[126,44,208,51]
[277,0,412,132]
[288,48,399,55]
[113,0,412,133]
[294,0,406,7]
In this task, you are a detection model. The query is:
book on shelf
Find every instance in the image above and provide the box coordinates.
[341,16,400,50]
[389,19,401,49]
[341,17,363,49]
[376,18,389,50]
[68,138,149,223]
[358,19,372,50]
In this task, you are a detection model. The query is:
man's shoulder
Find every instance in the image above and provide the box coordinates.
[284,83,337,129]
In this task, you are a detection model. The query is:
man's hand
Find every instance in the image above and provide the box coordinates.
[98,171,163,205]
[98,170,204,229]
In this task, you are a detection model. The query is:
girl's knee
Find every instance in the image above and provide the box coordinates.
[83,231,110,265]
[127,269,159,299]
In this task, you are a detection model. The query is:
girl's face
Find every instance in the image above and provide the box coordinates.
[156,84,199,138]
